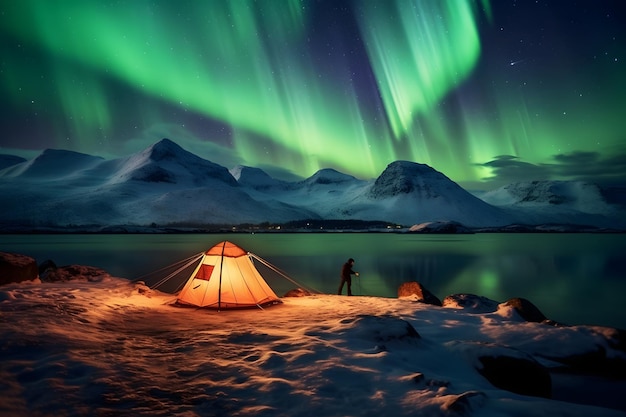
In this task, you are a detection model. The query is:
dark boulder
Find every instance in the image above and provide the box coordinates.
[405,372,451,389]
[340,314,421,348]
[479,355,551,398]
[38,259,57,278]
[283,288,312,297]
[542,326,626,378]
[408,221,473,234]
[398,281,442,306]
[503,297,547,322]
[442,293,500,313]
[442,391,487,415]
[0,252,38,285]
[42,264,111,282]
[447,340,552,398]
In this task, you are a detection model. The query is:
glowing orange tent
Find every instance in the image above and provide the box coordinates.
[176,241,281,309]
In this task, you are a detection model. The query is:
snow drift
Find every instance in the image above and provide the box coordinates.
[1,274,625,416]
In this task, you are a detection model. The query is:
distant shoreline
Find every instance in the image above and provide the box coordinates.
[0,222,623,234]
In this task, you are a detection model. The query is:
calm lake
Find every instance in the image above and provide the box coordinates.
[2,233,625,329]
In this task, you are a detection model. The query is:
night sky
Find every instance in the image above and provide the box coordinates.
[1,0,624,189]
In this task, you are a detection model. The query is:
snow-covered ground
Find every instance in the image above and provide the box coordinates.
[2,276,625,416]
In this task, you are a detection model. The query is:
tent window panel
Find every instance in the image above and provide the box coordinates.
[195,264,215,281]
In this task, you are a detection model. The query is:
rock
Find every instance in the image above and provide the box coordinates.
[442,391,487,414]
[544,326,626,377]
[408,221,474,234]
[605,326,626,351]
[401,372,453,393]
[398,281,442,306]
[42,264,111,282]
[479,355,551,398]
[38,259,57,280]
[410,372,425,384]
[0,252,38,285]
[340,314,421,347]
[503,297,547,322]
[442,293,500,313]
[447,340,551,398]
[133,281,153,296]
[283,288,312,297]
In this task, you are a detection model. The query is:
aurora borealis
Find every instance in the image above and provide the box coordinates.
[1,0,624,188]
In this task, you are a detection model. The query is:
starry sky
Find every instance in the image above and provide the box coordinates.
[1,0,624,189]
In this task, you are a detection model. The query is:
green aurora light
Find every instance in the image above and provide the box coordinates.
[0,0,624,187]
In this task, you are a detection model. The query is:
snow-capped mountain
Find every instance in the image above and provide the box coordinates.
[479,181,625,228]
[0,154,26,170]
[298,168,361,187]
[102,138,237,187]
[229,165,288,190]
[0,139,316,227]
[265,169,369,218]
[1,149,104,180]
[350,161,514,227]
[0,139,623,230]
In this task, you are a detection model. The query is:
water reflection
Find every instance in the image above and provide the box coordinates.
[2,233,625,329]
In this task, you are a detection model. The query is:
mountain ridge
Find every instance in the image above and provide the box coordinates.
[0,139,624,230]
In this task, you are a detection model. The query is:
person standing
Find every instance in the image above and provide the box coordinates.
[338,258,359,296]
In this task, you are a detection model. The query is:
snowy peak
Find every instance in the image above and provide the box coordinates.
[350,161,515,227]
[110,138,237,186]
[0,139,623,229]
[0,148,103,180]
[141,138,188,162]
[0,154,26,171]
[230,165,284,189]
[229,165,249,181]
[302,168,362,187]
[480,180,617,214]
[491,180,589,205]
[368,161,458,199]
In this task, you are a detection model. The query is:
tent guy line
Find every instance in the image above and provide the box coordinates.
[148,241,317,310]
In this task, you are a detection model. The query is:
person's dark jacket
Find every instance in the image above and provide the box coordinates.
[341,262,356,279]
